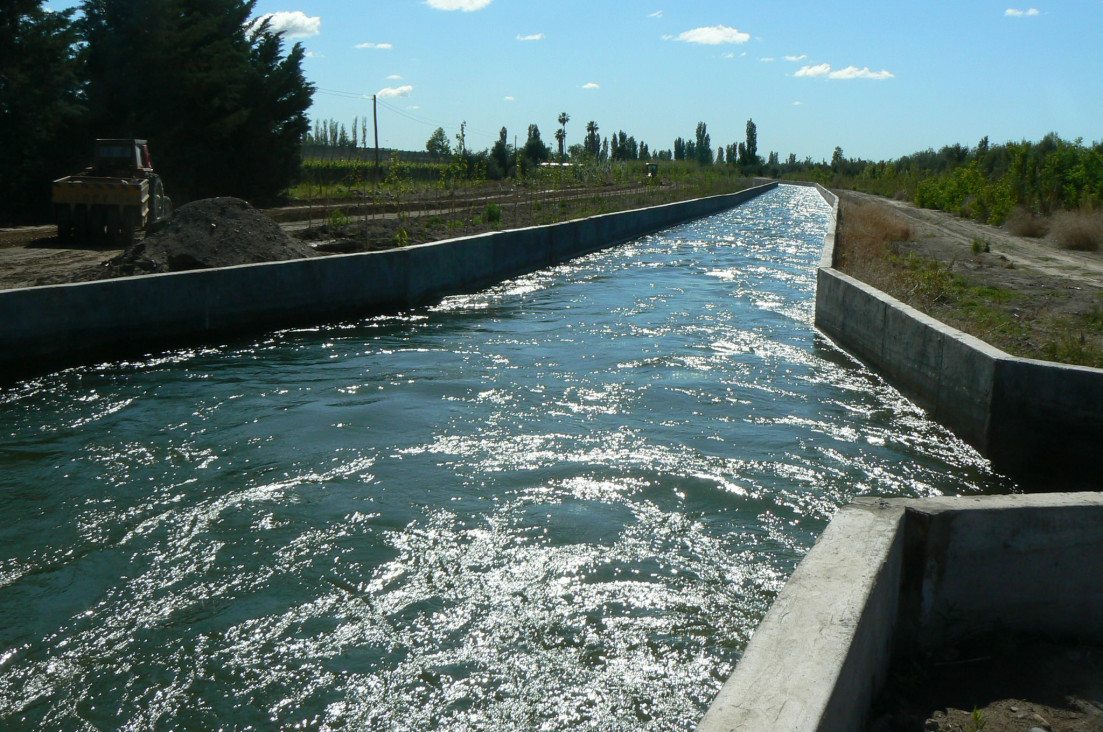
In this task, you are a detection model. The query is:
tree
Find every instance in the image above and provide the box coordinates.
[0,0,85,222]
[522,124,550,167]
[725,143,739,167]
[454,121,467,156]
[232,20,313,200]
[489,126,510,178]
[743,118,759,170]
[831,146,845,172]
[80,0,314,203]
[426,127,451,158]
[695,122,712,165]
[584,121,601,158]
[556,112,570,160]
[716,146,725,165]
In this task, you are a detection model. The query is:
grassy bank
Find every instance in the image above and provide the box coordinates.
[836,197,1103,368]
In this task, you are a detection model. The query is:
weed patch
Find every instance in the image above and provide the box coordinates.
[1050,209,1103,251]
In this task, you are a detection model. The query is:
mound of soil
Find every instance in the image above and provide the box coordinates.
[111,197,316,274]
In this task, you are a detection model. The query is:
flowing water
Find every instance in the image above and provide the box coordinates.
[0,185,1014,730]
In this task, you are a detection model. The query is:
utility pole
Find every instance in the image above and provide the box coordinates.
[373,94,380,185]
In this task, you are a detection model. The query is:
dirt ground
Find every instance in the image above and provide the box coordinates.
[837,190,1103,366]
[0,184,683,289]
[868,632,1103,732]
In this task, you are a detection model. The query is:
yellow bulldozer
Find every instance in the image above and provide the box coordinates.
[52,139,172,246]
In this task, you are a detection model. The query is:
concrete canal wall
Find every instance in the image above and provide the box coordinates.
[809,184,1103,483]
[0,183,776,376]
[696,492,1103,732]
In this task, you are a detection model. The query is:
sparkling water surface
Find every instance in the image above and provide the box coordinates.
[0,185,1013,730]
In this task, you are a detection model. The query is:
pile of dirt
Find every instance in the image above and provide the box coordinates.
[110,197,316,275]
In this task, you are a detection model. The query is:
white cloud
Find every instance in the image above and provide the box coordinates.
[795,63,893,80]
[648,10,663,18]
[673,25,751,45]
[387,74,403,80]
[517,33,544,41]
[582,82,600,90]
[250,11,321,38]
[1005,7,1041,16]
[426,0,494,11]
[504,96,515,101]
[356,42,393,50]
[794,63,832,77]
[761,57,775,62]
[304,51,323,58]
[829,65,894,80]
[377,85,414,98]
[784,54,808,62]
[793,101,803,106]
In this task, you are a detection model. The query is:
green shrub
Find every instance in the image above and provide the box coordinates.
[485,202,502,224]
[328,208,350,228]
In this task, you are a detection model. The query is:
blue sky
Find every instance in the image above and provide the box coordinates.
[52,0,1103,162]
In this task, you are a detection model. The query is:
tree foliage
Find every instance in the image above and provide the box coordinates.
[521,124,550,170]
[695,122,712,166]
[0,1,85,222]
[425,127,451,158]
[583,121,601,159]
[0,0,314,221]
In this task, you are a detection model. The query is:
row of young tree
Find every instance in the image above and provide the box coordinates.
[405,116,778,181]
[811,134,1103,224]
[0,0,314,223]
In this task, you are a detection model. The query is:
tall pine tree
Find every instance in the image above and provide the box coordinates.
[0,1,85,222]
[79,0,313,203]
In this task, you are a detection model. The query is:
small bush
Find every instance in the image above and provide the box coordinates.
[328,208,351,228]
[485,202,502,224]
[1004,206,1049,238]
[836,199,914,283]
[1050,209,1103,251]
[971,237,990,254]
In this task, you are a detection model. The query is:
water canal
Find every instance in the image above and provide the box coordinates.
[0,185,1014,730]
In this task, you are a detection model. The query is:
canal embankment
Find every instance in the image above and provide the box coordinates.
[696,491,1103,732]
[809,184,1103,485]
[0,182,776,378]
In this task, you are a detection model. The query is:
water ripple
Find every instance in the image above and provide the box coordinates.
[0,185,1015,730]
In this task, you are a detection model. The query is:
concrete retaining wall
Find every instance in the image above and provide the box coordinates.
[0,183,776,376]
[697,492,1103,732]
[810,187,1103,483]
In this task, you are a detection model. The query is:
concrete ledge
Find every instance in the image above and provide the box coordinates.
[697,492,1103,732]
[0,183,777,377]
[696,501,907,732]
[810,187,1103,483]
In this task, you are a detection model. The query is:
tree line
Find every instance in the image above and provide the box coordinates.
[797,134,1103,225]
[0,0,314,223]
[333,115,782,182]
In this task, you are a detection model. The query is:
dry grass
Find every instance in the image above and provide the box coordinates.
[1004,206,1050,238]
[1049,209,1103,251]
[836,199,914,281]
